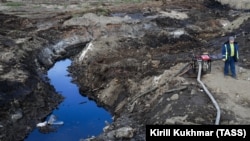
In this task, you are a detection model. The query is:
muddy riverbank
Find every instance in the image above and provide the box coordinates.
[1,0,250,141]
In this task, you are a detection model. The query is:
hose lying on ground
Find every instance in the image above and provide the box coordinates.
[197,60,221,125]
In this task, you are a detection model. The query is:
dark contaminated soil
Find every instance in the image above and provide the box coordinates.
[0,0,250,141]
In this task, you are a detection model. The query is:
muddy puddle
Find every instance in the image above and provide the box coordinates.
[24,59,112,141]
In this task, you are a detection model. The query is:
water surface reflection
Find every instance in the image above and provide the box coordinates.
[25,59,112,141]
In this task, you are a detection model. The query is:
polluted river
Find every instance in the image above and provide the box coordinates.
[25,59,112,141]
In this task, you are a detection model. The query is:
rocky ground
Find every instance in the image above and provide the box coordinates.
[0,0,250,141]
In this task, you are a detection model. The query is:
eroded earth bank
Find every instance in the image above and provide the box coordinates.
[1,0,250,141]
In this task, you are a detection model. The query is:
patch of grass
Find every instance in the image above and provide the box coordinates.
[64,4,68,9]
[95,8,110,16]
[5,2,25,7]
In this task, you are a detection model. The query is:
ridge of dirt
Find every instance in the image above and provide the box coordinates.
[0,1,250,141]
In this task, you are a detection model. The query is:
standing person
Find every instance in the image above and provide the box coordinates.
[221,36,239,79]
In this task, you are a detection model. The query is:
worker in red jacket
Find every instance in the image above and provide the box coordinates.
[221,36,239,79]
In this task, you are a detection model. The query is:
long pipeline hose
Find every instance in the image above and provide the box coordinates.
[197,60,221,125]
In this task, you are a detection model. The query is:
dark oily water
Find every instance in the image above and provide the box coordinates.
[25,59,112,141]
